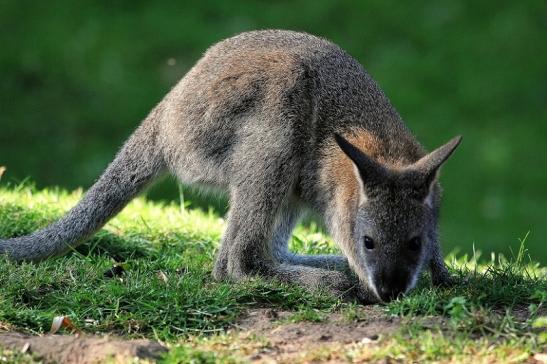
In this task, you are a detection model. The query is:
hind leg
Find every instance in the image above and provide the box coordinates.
[212,208,238,280]
[211,114,298,279]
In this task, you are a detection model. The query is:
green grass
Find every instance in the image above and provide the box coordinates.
[0,184,545,363]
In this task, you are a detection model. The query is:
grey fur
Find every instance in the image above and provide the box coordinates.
[0,30,461,303]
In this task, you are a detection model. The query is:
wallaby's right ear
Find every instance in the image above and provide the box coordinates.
[334,133,387,187]
[411,135,462,187]
[407,135,462,206]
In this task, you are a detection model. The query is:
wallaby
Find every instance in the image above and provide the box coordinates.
[0,30,461,303]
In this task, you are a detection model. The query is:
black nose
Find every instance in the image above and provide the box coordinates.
[376,268,408,301]
[378,286,405,301]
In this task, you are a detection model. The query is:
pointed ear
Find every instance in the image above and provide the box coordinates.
[334,133,388,187]
[411,135,462,189]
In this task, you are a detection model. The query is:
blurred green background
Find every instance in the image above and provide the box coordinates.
[0,1,545,263]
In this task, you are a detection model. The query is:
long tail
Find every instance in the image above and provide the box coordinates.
[0,109,166,261]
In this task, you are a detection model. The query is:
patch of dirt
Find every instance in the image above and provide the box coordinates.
[234,307,399,363]
[0,332,167,364]
[1,304,537,363]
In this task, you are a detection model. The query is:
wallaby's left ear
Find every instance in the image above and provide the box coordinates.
[411,135,462,189]
[334,133,388,187]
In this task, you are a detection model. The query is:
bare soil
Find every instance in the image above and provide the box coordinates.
[234,306,399,363]
[0,332,167,363]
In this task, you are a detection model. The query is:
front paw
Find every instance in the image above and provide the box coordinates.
[334,276,379,304]
[317,271,356,299]
[351,282,380,304]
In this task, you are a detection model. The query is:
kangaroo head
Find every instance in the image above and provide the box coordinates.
[334,134,461,301]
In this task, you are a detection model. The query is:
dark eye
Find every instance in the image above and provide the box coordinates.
[363,236,375,250]
[408,236,421,251]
